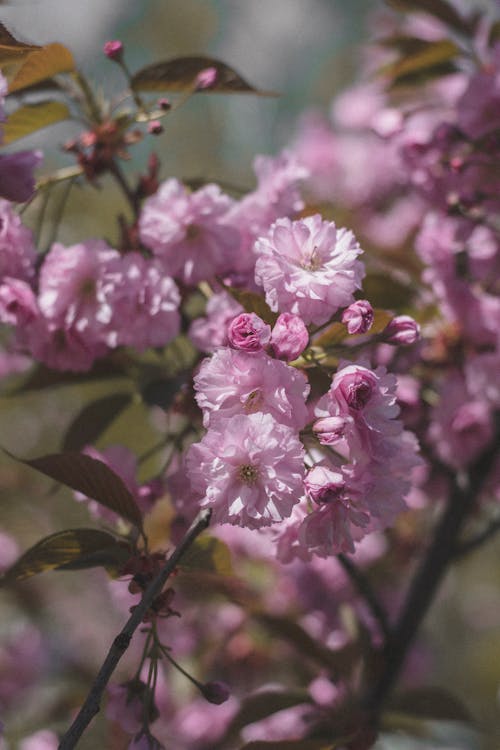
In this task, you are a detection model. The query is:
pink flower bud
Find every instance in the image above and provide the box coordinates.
[305,465,345,504]
[103,40,124,61]
[312,415,347,445]
[341,299,373,335]
[147,120,164,136]
[270,313,309,361]
[333,365,378,410]
[201,680,230,704]
[227,312,271,352]
[384,315,420,345]
[157,98,171,111]
[195,66,218,90]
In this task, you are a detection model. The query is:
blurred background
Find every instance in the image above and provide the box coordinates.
[0,1,499,749]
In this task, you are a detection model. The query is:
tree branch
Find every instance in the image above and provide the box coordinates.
[364,440,499,716]
[58,509,212,750]
[337,553,391,642]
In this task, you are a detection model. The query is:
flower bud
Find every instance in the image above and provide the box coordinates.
[333,365,378,410]
[305,465,345,504]
[147,120,164,136]
[341,299,373,335]
[313,415,346,445]
[227,313,271,352]
[270,312,309,361]
[103,40,124,62]
[384,315,420,345]
[201,680,231,705]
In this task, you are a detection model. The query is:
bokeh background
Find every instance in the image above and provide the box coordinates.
[0,1,499,748]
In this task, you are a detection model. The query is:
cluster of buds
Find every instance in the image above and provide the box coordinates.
[121,552,179,622]
[63,119,142,181]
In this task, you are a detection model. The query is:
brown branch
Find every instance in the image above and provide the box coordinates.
[58,508,212,750]
[364,440,499,717]
[337,553,391,642]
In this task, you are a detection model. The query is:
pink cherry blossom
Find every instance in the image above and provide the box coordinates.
[254,214,364,326]
[185,412,305,528]
[138,178,239,284]
[0,278,39,326]
[194,348,310,430]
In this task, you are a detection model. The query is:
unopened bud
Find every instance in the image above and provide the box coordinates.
[148,120,164,136]
[195,66,218,90]
[270,313,309,361]
[384,315,420,345]
[104,40,124,62]
[201,680,230,705]
[341,299,373,335]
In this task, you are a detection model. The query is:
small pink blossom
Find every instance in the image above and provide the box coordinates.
[227,312,271,352]
[186,412,305,528]
[195,66,218,90]
[0,278,39,326]
[341,299,373,334]
[270,312,309,361]
[194,348,310,430]
[254,214,364,326]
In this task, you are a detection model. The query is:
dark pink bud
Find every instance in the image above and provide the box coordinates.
[384,315,420,345]
[312,415,346,445]
[147,120,164,136]
[103,40,124,61]
[333,365,378,410]
[227,313,271,352]
[270,313,309,361]
[305,465,345,504]
[201,680,230,705]
[195,66,218,90]
[157,97,171,111]
[341,299,373,335]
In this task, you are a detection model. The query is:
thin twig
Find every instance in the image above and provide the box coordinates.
[109,159,140,219]
[452,515,500,559]
[337,554,391,642]
[58,508,212,750]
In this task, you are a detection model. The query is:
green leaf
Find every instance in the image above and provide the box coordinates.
[62,393,132,452]
[0,22,40,67]
[227,690,311,737]
[6,450,143,530]
[379,38,460,87]
[8,42,75,94]
[1,528,130,583]
[131,55,276,96]
[240,743,338,750]
[2,101,70,144]
[224,287,278,326]
[179,535,233,576]
[387,686,474,724]
[254,613,358,677]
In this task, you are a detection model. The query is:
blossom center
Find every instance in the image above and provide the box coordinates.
[301,246,322,272]
[238,463,260,485]
[244,389,264,413]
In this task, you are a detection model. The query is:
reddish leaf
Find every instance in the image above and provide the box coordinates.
[7,450,143,530]
[131,55,276,96]
[62,392,132,452]
[1,528,130,583]
[0,22,40,67]
[8,42,75,94]
[224,287,278,326]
